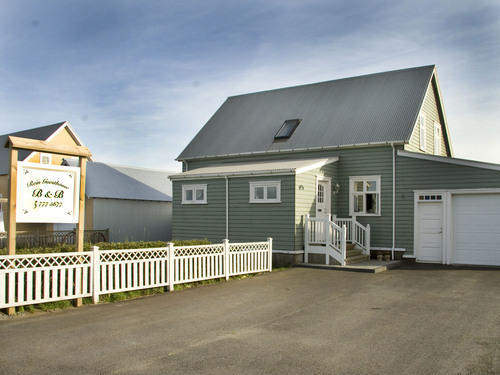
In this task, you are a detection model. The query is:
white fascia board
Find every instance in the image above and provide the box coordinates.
[169,170,295,181]
[431,68,454,157]
[397,150,500,172]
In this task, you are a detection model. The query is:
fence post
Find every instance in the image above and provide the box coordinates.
[223,239,230,280]
[92,246,100,304]
[267,237,273,272]
[168,242,175,291]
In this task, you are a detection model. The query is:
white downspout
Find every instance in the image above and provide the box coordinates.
[225,176,229,239]
[391,143,396,260]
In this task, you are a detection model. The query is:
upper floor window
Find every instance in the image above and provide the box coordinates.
[274,119,301,140]
[434,122,442,155]
[182,184,207,204]
[349,176,381,216]
[40,153,52,165]
[250,181,281,203]
[419,114,426,151]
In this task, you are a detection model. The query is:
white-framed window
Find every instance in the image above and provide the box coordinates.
[434,122,442,155]
[418,194,443,202]
[419,113,426,151]
[249,181,281,203]
[40,153,52,165]
[349,176,381,216]
[182,184,207,204]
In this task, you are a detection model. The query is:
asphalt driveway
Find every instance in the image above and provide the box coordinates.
[1,264,499,374]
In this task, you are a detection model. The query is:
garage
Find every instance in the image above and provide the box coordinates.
[453,193,500,266]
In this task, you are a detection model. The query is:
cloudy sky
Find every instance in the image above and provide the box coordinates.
[0,1,498,171]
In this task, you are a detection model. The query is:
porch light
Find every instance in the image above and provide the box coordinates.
[333,183,340,195]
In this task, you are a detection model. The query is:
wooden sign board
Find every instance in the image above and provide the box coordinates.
[16,162,81,223]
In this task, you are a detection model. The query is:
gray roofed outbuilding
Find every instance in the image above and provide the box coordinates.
[177,65,436,161]
[85,162,172,202]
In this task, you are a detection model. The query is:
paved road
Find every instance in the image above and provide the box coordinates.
[1,264,499,374]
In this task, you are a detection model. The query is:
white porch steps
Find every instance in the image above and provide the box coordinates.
[345,244,370,265]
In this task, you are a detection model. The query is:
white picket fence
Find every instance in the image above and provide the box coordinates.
[0,238,273,309]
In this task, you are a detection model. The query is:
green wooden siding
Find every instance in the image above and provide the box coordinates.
[172,178,227,243]
[172,175,296,250]
[177,145,400,252]
[406,78,449,157]
[395,155,500,255]
[334,147,396,249]
[175,144,500,259]
[227,175,296,250]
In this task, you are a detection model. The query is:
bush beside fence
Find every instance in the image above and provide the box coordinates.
[0,238,272,310]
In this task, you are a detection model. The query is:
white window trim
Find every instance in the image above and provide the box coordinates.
[249,181,281,203]
[182,184,207,204]
[434,121,442,156]
[419,113,426,152]
[349,175,381,216]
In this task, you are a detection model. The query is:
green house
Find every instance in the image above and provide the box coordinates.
[170,66,500,267]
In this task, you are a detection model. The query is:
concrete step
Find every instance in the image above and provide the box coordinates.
[346,254,370,265]
[346,243,356,251]
[346,248,363,257]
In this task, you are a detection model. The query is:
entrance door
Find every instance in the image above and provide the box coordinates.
[416,202,443,263]
[316,180,331,218]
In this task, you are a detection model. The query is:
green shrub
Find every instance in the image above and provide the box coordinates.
[0,239,212,256]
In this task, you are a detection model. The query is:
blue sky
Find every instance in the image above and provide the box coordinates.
[0,0,498,171]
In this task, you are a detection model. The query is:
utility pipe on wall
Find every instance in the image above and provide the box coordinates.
[391,143,396,260]
[225,176,229,239]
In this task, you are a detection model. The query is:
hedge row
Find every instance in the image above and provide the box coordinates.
[0,239,212,256]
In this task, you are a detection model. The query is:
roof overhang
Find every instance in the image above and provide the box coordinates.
[176,141,403,163]
[397,150,500,171]
[169,157,339,180]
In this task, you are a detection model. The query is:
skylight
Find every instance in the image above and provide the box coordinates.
[274,119,301,140]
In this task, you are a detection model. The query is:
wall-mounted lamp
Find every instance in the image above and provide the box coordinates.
[298,185,305,190]
[333,183,340,195]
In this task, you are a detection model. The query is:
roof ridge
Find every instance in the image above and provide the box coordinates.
[227,65,436,99]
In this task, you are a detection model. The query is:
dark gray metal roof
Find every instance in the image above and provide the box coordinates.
[86,162,172,201]
[177,65,435,160]
[0,122,66,174]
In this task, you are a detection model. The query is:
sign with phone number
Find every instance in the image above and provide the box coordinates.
[16,162,81,223]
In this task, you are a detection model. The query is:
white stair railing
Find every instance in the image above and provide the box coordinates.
[326,221,346,266]
[352,221,371,256]
[305,215,371,265]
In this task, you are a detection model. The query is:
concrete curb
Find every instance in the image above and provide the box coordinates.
[295,259,403,273]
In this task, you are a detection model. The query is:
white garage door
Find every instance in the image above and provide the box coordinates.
[453,194,500,266]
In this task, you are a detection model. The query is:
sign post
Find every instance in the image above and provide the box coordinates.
[4,136,92,314]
